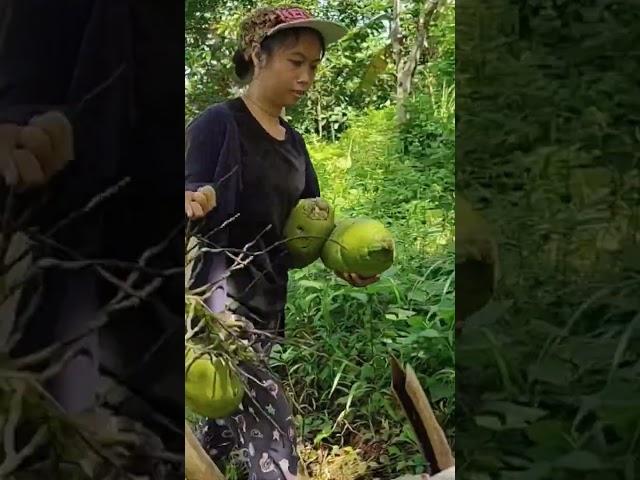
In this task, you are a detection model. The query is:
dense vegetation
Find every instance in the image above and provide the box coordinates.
[186,1,455,478]
[457,2,640,479]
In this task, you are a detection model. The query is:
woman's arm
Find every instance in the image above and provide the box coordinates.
[185,106,240,225]
[185,110,222,192]
[185,107,244,312]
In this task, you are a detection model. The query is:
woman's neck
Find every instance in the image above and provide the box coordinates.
[241,86,287,140]
[242,86,282,119]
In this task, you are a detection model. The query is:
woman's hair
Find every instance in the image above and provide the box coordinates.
[232,27,326,84]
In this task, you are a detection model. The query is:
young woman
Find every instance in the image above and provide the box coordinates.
[185,6,379,478]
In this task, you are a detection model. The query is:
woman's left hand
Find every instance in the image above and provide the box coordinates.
[335,271,380,287]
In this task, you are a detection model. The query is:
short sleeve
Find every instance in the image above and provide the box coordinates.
[185,106,225,190]
[297,134,321,199]
[185,105,241,230]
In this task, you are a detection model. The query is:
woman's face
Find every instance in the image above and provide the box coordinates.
[253,30,323,107]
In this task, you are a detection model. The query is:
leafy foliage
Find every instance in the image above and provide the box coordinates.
[276,92,455,477]
[457,1,640,478]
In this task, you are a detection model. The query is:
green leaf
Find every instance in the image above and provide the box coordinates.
[528,357,573,386]
[554,451,605,470]
[349,292,369,302]
[482,401,548,429]
[526,419,571,448]
[475,415,503,430]
[298,280,325,289]
[358,45,390,92]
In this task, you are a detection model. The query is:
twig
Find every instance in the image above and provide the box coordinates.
[71,64,127,117]
[0,374,143,477]
[3,381,24,458]
[0,188,16,270]
[0,382,48,476]
[15,225,180,369]
[5,281,44,352]
[34,257,182,277]
[0,425,48,476]
[45,177,130,237]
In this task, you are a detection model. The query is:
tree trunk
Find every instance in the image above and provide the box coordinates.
[391,0,402,68]
[395,0,442,124]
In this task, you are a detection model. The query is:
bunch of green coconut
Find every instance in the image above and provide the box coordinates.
[184,237,255,422]
[184,298,252,421]
[283,197,395,276]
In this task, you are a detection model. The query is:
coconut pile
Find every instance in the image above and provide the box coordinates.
[284,197,395,276]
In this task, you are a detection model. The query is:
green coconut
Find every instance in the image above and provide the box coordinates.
[185,346,244,419]
[321,217,395,277]
[283,197,336,268]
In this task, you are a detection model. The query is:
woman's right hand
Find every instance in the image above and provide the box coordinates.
[1,111,74,190]
[185,185,216,219]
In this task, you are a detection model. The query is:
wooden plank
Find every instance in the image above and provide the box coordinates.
[390,356,454,475]
[185,420,226,480]
[404,364,455,471]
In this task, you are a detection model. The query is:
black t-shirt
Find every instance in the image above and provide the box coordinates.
[185,97,321,335]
